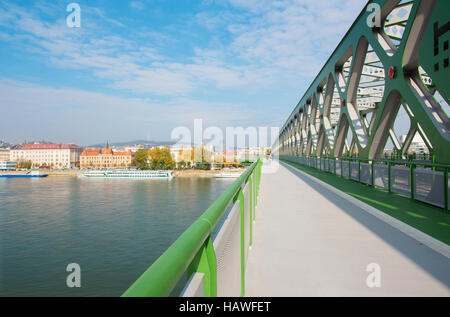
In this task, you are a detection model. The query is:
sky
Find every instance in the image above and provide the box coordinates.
[0,0,367,146]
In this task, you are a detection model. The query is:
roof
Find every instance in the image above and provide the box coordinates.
[81,148,132,156]
[21,143,81,150]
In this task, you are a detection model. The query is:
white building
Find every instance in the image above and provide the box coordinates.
[170,144,193,163]
[0,161,16,170]
[399,134,429,154]
[0,148,10,161]
[124,145,145,153]
[10,143,83,168]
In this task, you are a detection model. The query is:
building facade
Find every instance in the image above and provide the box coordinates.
[0,161,16,170]
[80,146,133,168]
[0,149,10,162]
[10,143,83,168]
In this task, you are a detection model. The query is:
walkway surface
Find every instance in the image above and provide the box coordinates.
[245,160,450,296]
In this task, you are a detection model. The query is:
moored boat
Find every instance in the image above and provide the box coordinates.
[78,170,174,179]
[0,171,48,178]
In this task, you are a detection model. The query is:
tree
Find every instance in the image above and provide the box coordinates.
[132,149,149,170]
[148,147,175,170]
[19,160,32,169]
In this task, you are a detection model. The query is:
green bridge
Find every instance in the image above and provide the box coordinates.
[123,0,450,297]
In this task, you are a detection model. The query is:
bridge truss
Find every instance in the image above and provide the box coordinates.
[275,0,450,164]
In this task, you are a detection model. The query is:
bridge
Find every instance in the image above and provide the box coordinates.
[122,0,450,297]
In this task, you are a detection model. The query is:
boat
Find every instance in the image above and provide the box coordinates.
[0,171,48,178]
[214,171,243,178]
[78,170,174,179]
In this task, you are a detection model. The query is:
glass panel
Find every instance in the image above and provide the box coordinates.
[374,164,388,189]
[360,163,372,185]
[414,168,445,208]
[391,166,411,197]
[350,162,359,181]
[342,161,350,179]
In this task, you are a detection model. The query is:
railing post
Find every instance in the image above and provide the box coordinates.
[249,176,253,246]
[237,189,246,297]
[253,169,256,220]
[186,235,217,297]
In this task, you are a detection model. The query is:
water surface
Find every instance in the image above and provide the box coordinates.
[0,176,235,296]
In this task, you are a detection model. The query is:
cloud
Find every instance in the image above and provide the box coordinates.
[130,1,146,10]
[0,79,263,144]
[0,0,367,143]
[0,0,365,98]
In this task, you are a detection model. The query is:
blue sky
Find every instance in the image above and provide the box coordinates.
[0,0,366,146]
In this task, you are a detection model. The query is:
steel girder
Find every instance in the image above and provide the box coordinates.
[275,0,450,164]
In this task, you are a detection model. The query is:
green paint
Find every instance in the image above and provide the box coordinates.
[122,158,261,297]
[238,190,245,297]
[249,176,253,246]
[278,0,450,165]
[186,236,217,296]
[348,192,398,210]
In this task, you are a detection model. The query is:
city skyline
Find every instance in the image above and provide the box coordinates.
[0,0,366,145]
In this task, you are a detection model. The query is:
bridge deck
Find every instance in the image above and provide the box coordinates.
[245,160,450,296]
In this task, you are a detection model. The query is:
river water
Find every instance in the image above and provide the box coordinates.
[0,176,235,296]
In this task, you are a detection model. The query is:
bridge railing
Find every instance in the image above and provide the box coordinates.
[122,158,263,297]
[280,155,449,211]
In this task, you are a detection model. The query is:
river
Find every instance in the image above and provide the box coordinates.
[0,176,235,296]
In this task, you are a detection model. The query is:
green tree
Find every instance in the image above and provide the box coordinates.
[132,149,149,170]
[178,160,186,170]
[21,160,32,169]
[148,147,175,170]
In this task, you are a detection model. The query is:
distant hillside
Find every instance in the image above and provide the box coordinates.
[86,140,176,148]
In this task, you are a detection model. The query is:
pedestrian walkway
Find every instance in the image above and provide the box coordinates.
[245,160,450,296]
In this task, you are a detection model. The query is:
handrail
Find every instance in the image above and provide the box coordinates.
[122,158,262,297]
[280,155,449,211]
[301,155,450,170]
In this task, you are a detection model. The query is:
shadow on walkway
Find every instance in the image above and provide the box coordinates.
[281,161,450,288]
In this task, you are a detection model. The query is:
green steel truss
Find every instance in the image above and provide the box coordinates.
[275,0,450,164]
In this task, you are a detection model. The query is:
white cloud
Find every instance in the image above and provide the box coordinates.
[130,1,146,10]
[0,79,264,144]
[0,0,367,141]
[0,0,365,98]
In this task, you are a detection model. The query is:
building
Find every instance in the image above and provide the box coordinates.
[0,148,10,161]
[10,143,83,168]
[80,145,133,168]
[124,145,145,153]
[0,161,16,171]
[170,145,194,163]
[399,134,430,155]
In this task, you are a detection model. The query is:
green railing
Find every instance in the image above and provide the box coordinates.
[122,158,263,297]
[280,155,450,211]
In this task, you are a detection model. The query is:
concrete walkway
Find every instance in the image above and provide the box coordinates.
[245,160,450,296]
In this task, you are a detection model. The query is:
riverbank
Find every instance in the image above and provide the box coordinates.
[173,167,247,178]
[1,167,248,178]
